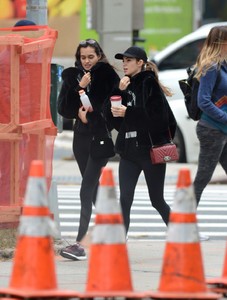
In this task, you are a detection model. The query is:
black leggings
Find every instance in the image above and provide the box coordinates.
[119,157,170,234]
[73,133,108,242]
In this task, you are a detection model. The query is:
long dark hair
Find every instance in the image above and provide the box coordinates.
[74,39,109,67]
[144,61,173,97]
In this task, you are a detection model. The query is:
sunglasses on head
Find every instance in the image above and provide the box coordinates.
[79,39,97,46]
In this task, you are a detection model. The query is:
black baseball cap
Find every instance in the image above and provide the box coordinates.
[115,46,147,62]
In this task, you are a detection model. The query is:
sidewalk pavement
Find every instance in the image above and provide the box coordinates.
[0,133,227,297]
[0,240,226,296]
[52,153,227,295]
[47,133,227,294]
[53,155,227,186]
[0,173,226,296]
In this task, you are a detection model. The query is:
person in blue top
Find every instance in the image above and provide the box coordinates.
[193,25,227,207]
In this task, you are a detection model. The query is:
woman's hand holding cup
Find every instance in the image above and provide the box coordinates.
[110,95,126,117]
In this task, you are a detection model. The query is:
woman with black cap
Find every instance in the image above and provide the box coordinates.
[105,46,177,236]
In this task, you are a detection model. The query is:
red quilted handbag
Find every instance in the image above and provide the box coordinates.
[150,143,179,164]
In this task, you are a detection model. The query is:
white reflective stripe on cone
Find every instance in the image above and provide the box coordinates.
[167,223,200,243]
[19,216,58,237]
[96,187,121,214]
[172,186,197,213]
[24,177,48,206]
[92,224,126,244]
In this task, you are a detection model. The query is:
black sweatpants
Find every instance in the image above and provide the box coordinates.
[73,133,108,242]
[119,157,170,234]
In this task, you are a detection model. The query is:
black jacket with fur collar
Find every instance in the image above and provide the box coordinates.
[58,61,119,135]
[105,70,177,158]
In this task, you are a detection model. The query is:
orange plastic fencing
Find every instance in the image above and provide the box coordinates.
[0,26,57,208]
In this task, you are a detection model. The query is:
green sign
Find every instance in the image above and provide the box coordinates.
[141,0,193,56]
[80,0,98,41]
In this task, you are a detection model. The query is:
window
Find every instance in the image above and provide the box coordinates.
[157,39,205,71]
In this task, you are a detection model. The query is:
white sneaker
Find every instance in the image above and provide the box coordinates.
[199,234,209,241]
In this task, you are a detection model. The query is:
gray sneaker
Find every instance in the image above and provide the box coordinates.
[60,243,87,261]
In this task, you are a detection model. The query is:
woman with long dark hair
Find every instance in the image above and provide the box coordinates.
[57,39,119,260]
[105,46,177,236]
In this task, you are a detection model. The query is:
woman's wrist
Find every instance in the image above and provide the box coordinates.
[75,85,83,92]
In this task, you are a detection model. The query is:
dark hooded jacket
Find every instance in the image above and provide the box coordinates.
[105,70,177,159]
[58,61,120,136]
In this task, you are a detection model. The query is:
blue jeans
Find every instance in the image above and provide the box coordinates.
[194,123,227,204]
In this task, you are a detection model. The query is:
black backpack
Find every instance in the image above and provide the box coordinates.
[179,66,220,121]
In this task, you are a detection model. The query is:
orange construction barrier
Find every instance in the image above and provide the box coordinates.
[146,168,220,299]
[207,243,227,295]
[0,26,58,228]
[0,160,79,299]
[81,167,144,299]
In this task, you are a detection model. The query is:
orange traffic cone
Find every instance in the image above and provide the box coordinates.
[81,167,144,299]
[207,243,227,295]
[0,160,79,299]
[147,168,220,299]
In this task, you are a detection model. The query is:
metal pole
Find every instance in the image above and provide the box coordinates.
[26,0,48,25]
[193,0,203,30]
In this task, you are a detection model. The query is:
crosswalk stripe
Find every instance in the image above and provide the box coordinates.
[55,184,227,240]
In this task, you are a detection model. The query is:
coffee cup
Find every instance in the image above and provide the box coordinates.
[110,95,122,107]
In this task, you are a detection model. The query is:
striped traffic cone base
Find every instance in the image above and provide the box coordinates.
[82,243,145,299]
[149,242,220,299]
[0,160,80,299]
[81,167,145,299]
[146,169,220,300]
